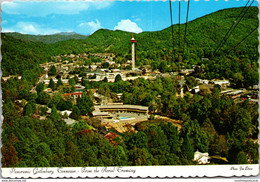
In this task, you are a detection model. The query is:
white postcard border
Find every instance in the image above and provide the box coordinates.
[1,165,259,178]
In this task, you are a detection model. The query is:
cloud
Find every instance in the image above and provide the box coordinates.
[77,19,102,35]
[2,22,68,35]
[114,19,142,33]
[2,1,113,17]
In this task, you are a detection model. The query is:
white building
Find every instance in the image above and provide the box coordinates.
[193,150,211,164]
[196,78,209,84]
[211,80,230,88]
[60,110,72,116]
[190,86,200,93]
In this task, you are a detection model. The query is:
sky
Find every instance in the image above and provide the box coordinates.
[1,0,258,35]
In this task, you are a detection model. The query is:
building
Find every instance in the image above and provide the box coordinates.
[63,92,83,99]
[95,104,148,114]
[190,86,200,94]
[196,78,209,84]
[60,110,72,116]
[93,103,149,123]
[180,69,195,76]
[210,80,230,89]
[92,111,112,119]
[193,150,211,164]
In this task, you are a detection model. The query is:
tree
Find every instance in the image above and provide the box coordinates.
[48,78,55,90]
[102,62,109,68]
[40,106,48,115]
[61,100,73,111]
[128,147,157,166]
[113,145,128,166]
[244,139,259,164]
[57,78,63,87]
[69,78,76,87]
[201,118,216,137]
[233,108,252,141]
[66,141,83,166]
[19,88,31,100]
[127,131,148,149]
[160,122,181,154]
[49,65,57,75]
[103,77,108,83]
[210,135,228,157]
[37,92,51,105]
[48,93,63,108]
[151,61,159,70]
[23,103,34,116]
[199,87,211,96]
[236,151,248,164]
[233,72,244,88]
[159,61,168,73]
[244,70,258,87]
[212,84,221,94]
[1,143,19,167]
[77,92,94,116]
[145,125,170,164]
[115,74,122,83]
[69,106,81,120]
[72,121,91,132]
[2,101,19,124]
[38,142,53,161]
[186,76,198,89]
[181,135,194,161]
[36,83,44,94]
[50,106,61,121]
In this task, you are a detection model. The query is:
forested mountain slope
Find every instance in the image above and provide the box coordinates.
[6,32,87,44]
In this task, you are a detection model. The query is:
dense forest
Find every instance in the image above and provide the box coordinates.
[2,76,259,167]
[1,7,259,167]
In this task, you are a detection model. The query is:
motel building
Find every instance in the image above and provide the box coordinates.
[93,103,149,123]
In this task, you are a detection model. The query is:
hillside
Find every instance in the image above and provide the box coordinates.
[5,32,87,44]
[47,7,258,66]
[79,6,258,60]
[1,7,259,83]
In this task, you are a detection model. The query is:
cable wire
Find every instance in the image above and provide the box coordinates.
[227,26,258,54]
[169,0,175,58]
[216,0,255,55]
[178,0,181,72]
[182,0,190,56]
[213,0,252,57]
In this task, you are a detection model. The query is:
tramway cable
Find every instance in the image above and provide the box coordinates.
[227,26,258,54]
[182,0,190,57]
[214,0,255,57]
[213,0,250,56]
[169,0,175,59]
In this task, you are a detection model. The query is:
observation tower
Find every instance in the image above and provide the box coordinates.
[130,34,137,70]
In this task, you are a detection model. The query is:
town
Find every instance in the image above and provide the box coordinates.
[3,35,258,140]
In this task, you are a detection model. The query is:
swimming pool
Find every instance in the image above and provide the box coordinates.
[119,117,131,120]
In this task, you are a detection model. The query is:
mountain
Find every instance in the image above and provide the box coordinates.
[1,7,259,83]
[5,32,88,44]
